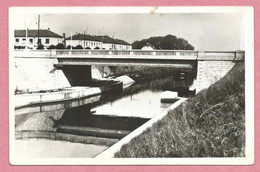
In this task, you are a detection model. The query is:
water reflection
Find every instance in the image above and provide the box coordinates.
[15,72,196,147]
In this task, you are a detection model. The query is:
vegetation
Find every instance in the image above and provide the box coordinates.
[114,62,245,157]
[56,43,65,49]
[74,45,83,49]
[48,44,56,49]
[36,44,44,49]
[97,66,194,82]
[132,34,194,50]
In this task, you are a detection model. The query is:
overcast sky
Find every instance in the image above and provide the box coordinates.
[12,12,244,51]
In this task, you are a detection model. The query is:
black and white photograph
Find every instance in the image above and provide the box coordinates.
[9,7,254,165]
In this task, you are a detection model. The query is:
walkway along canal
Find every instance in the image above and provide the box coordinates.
[15,72,196,158]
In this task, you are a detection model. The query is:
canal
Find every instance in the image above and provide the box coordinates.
[14,72,196,158]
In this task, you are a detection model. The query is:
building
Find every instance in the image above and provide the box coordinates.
[114,39,132,50]
[94,35,132,50]
[65,33,103,49]
[14,29,63,49]
[141,43,154,50]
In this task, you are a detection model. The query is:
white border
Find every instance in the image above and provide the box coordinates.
[9,6,254,165]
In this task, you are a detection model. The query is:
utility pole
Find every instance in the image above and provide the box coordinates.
[70,31,72,50]
[25,21,28,49]
[37,14,40,47]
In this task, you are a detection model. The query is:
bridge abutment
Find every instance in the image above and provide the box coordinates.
[196,60,236,94]
[196,50,244,94]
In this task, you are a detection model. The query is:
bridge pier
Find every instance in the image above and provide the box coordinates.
[61,65,92,86]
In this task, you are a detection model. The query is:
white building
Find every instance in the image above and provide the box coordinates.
[141,43,154,50]
[65,34,103,49]
[94,35,132,50]
[115,39,132,50]
[14,29,63,49]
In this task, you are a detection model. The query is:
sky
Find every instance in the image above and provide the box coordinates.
[12,12,244,51]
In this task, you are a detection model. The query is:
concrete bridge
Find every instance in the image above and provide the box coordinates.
[14,49,245,93]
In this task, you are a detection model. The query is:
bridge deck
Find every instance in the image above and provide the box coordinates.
[13,49,244,67]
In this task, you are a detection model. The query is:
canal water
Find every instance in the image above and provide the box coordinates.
[14,73,195,158]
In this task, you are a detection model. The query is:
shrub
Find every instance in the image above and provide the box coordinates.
[56,43,65,49]
[37,44,44,49]
[48,45,56,49]
[74,45,83,49]
[66,45,73,49]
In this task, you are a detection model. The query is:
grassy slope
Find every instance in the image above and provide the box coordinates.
[114,62,245,157]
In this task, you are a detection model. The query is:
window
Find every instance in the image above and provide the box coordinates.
[15,38,19,43]
[45,39,49,44]
[38,39,41,44]
[29,39,33,44]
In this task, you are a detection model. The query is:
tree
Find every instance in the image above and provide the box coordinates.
[74,45,83,49]
[66,45,73,49]
[48,45,56,49]
[56,43,65,49]
[132,34,194,50]
[37,44,44,50]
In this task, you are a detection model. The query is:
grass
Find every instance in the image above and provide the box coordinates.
[114,62,245,157]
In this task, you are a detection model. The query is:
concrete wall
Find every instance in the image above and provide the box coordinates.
[14,58,70,92]
[14,57,109,92]
[196,60,235,93]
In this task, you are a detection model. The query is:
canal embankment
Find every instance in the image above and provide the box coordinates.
[109,61,245,158]
[14,67,196,158]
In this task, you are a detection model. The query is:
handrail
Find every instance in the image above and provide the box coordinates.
[14,49,244,60]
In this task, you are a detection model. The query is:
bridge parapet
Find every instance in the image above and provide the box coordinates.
[14,49,244,61]
[55,49,198,58]
[197,50,244,61]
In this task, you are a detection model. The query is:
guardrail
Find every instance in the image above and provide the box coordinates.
[13,49,244,61]
[55,49,199,56]
[56,49,198,56]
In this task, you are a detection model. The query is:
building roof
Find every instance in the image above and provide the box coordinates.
[114,39,131,45]
[15,29,63,38]
[65,33,101,42]
[94,35,118,44]
[94,35,131,45]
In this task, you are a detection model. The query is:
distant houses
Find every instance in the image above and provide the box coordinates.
[65,34,103,49]
[65,34,132,50]
[14,29,132,50]
[94,35,132,50]
[14,29,63,49]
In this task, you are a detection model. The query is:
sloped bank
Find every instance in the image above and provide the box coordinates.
[112,62,245,158]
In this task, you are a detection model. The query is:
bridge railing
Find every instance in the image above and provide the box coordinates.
[198,50,245,60]
[14,49,244,60]
[55,49,198,57]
